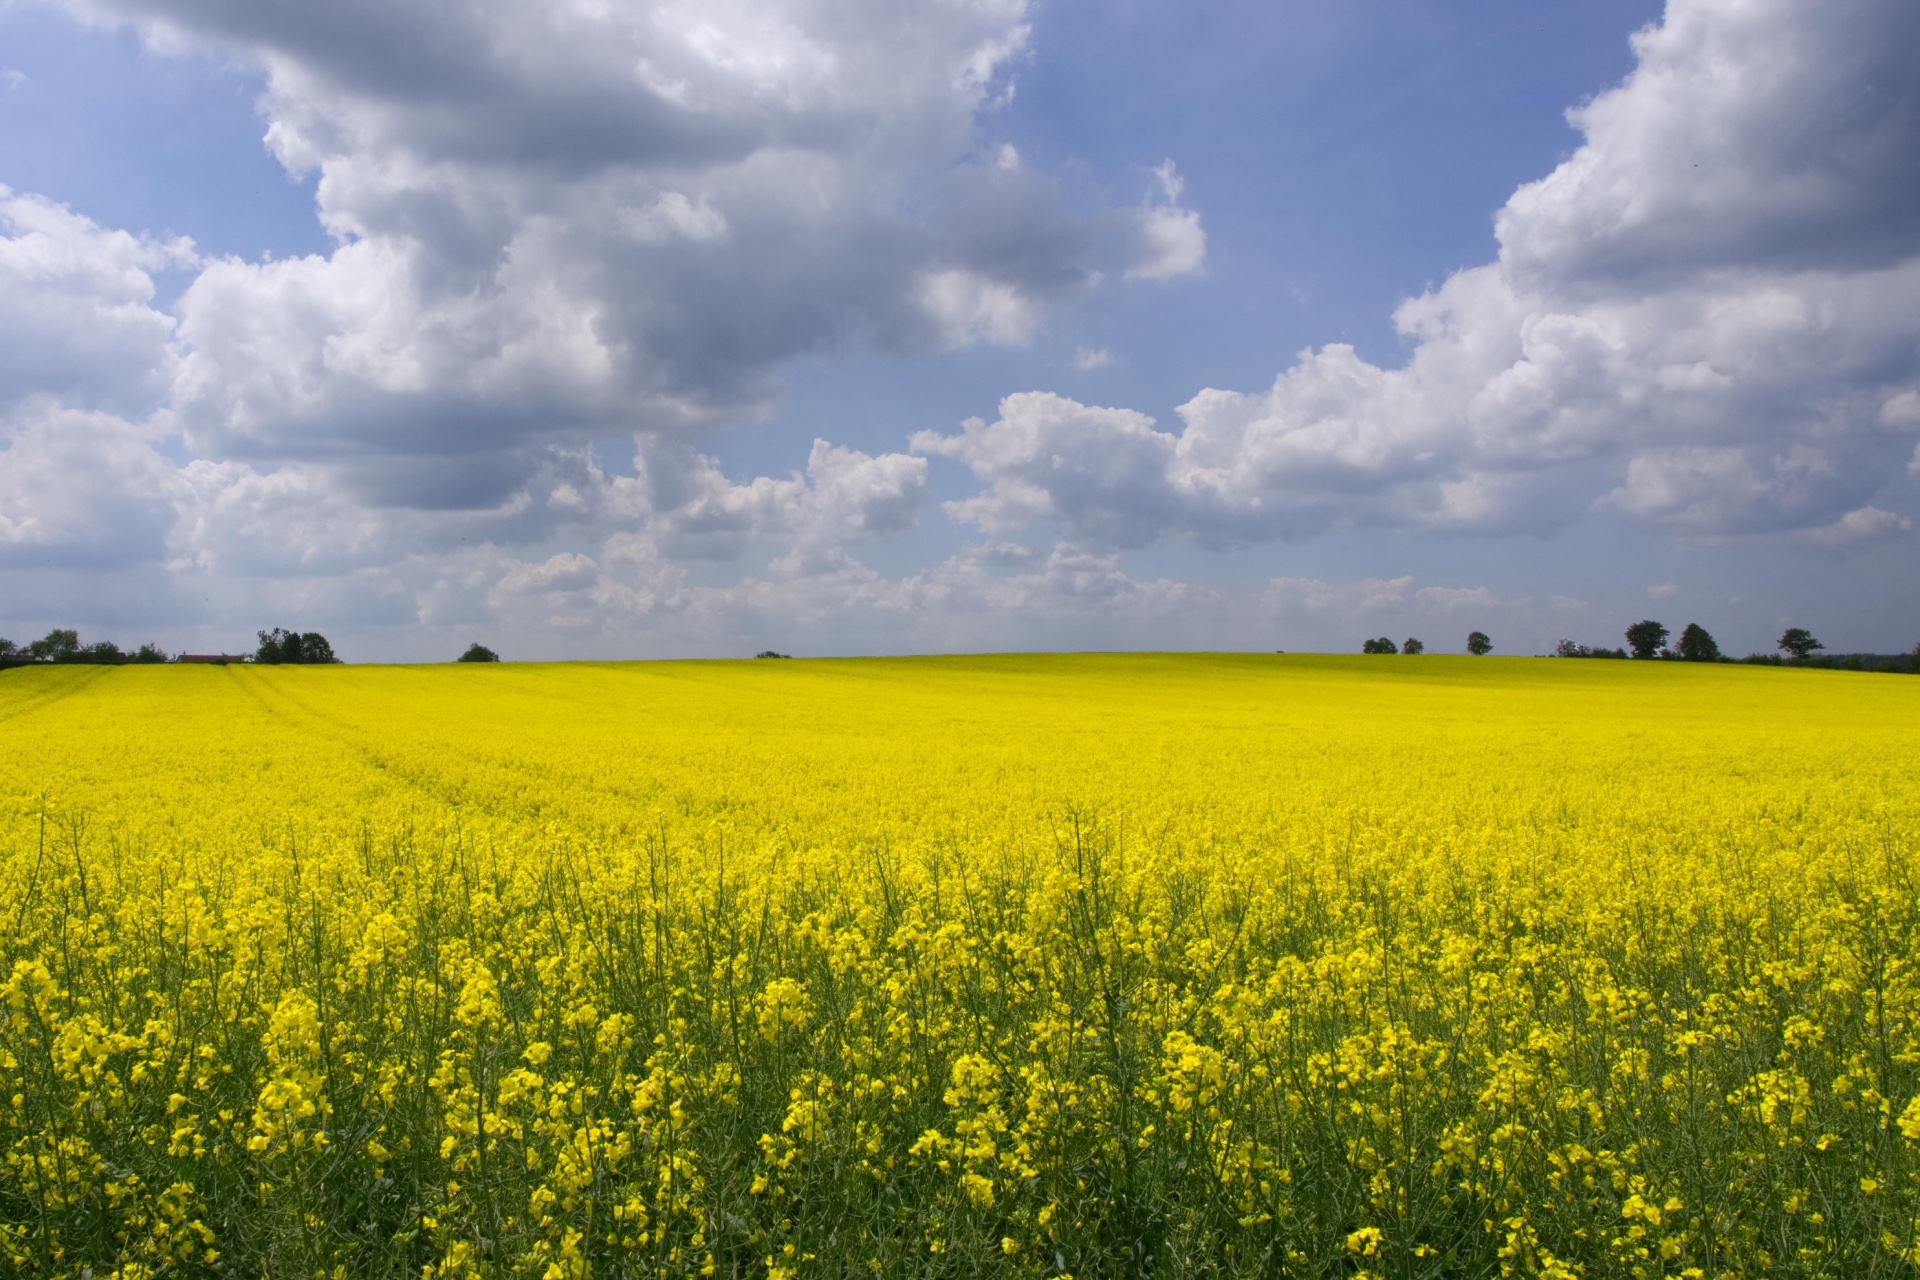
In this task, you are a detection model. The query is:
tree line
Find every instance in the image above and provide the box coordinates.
[0,628,342,666]
[1,628,509,668]
[1556,621,1920,672]
[0,629,172,665]
[1351,621,1919,672]
[1360,630,1493,655]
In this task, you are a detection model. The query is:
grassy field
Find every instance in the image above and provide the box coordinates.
[0,655,1916,1278]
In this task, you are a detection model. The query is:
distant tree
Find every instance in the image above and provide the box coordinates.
[1677,623,1721,662]
[129,643,169,664]
[78,640,126,664]
[754,650,792,659]
[1555,639,1587,658]
[1777,628,1824,661]
[458,642,500,663]
[1361,637,1398,654]
[1625,620,1668,660]
[1466,630,1492,656]
[297,633,338,664]
[26,629,80,663]
[258,629,295,663]
[0,637,18,661]
[1402,637,1425,655]
[256,628,339,665]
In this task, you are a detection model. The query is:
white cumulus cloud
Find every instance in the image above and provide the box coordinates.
[1125,161,1206,281]
[924,0,1920,549]
[0,188,190,416]
[55,0,1127,506]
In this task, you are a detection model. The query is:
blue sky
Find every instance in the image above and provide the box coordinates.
[0,0,1915,660]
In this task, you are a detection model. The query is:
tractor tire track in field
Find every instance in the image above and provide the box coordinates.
[229,668,677,838]
[227,669,615,834]
[225,668,480,816]
[0,667,113,727]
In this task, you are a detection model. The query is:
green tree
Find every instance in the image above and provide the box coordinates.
[25,629,80,662]
[1466,630,1492,656]
[458,642,500,663]
[1777,627,1823,660]
[1402,637,1424,654]
[256,629,290,663]
[257,628,339,664]
[297,632,338,663]
[1361,637,1398,654]
[129,643,170,664]
[1624,620,1668,660]
[1677,623,1720,662]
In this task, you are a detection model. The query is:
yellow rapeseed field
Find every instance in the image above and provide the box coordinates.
[0,654,1917,1279]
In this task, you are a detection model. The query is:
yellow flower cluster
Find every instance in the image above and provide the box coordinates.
[0,653,1917,1277]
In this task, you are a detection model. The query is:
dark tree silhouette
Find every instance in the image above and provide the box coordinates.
[458,643,501,663]
[25,629,80,662]
[1361,637,1398,654]
[1677,623,1721,662]
[1625,620,1669,660]
[6,631,136,664]
[1466,630,1492,656]
[256,629,339,664]
[1402,638,1425,655]
[1778,628,1824,661]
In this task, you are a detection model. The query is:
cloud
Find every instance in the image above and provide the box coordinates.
[917,268,1041,349]
[1262,575,1511,618]
[158,427,926,583]
[1073,346,1113,371]
[0,0,1216,643]
[644,436,928,557]
[1804,504,1911,551]
[923,0,1920,548]
[49,0,1140,507]
[913,393,1186,546]
[7,0,1915,653]
[0,403,188,570]
[1125,161,1206,281]
[1413,584,1503,611]
[0,188,190,416]
[1646,581,1679,599]
[404,532,1207,654]
[912,385,1579,547]
[1265,575,1414,615]
[1497,0,1920,284]
[0,193,200,573]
